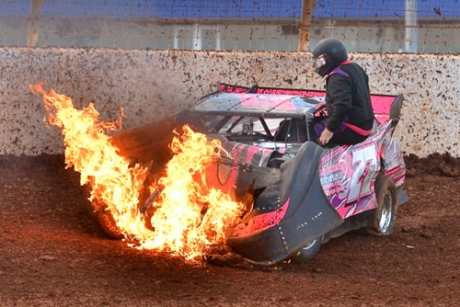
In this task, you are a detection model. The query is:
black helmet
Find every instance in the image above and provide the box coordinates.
[312,38,348,77]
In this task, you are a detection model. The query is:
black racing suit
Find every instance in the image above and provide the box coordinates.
[320,62,374,146]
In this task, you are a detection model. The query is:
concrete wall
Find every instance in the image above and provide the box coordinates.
[0,47,458,157]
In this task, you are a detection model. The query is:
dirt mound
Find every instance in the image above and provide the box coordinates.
[404,152,460,177]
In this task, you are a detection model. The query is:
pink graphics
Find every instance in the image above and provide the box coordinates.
[318,99,406,219]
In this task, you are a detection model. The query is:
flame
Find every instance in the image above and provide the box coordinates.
[30,83,244,260]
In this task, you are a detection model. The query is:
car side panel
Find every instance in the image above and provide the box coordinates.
[319,123,392,219]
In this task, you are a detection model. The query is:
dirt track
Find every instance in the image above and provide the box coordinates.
[1,153,459,307]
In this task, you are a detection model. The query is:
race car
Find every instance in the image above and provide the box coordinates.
[107,83,407,265]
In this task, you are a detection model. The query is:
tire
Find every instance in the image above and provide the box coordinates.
[84,193,124,240]
[370,174,397,235]
[97,209,124,239]
[290,237,322,263]
[88,197,123,240]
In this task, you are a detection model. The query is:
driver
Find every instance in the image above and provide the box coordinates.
[311,38,375,146]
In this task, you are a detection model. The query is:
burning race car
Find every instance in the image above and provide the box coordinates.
[101,83,407,265]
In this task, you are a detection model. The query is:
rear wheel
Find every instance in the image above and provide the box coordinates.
[370,174,397,235]
[290,237,322,263]
[97,209,124,239]
[89,198,124,239]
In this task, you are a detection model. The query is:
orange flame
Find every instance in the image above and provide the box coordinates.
[30,83,244,260]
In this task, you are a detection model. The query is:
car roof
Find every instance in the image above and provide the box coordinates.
[189,92,323,118]
[188,83,401,123]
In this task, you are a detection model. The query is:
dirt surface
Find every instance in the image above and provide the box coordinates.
[1,153,459,307]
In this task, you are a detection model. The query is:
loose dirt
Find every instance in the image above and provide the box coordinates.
[1,153,459,307]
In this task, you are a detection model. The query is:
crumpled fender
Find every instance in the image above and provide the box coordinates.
[227,141,343,265]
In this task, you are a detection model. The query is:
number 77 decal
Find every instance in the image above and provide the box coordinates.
[344,145,379,203]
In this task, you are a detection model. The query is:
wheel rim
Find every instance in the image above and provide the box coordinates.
[379,190,393,232]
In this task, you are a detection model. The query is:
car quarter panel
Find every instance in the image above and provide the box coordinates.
[319,121,406,219]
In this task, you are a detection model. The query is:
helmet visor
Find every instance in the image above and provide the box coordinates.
[312,54,326,70]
